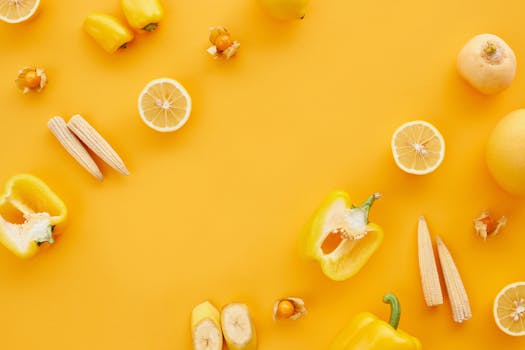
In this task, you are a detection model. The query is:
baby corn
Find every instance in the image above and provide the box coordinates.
[418,216,443,307]
[48,117,103,181]
[436,236,472,323]
[67,115,129,176]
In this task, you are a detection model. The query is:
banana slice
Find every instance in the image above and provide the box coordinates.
[221,303,258,350]
[191,301,223,350]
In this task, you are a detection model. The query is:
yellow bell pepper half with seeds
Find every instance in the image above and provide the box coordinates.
[329,293,422,350]
[0,174,67,258]
[83,13,134,53]
[300,191,383,281]
[121,0,164,32]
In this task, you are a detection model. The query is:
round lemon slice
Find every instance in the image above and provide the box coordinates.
[494,282,525,336]
[138,78,192,132]
[0,0,40,24]
[391,120,445,175]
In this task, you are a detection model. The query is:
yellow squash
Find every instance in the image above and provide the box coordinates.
[0,174,67,258]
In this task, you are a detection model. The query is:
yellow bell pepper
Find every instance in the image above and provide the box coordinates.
[329,293,422,350]
[121,0,164,32]
[83,13,134,53]
[300,191,383,281]
[0,174,67,258]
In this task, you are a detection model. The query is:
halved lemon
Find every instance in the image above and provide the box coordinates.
[0,0,40,24]
[138,78,192,132]
[391,120,445,175]
[494,282,525,336]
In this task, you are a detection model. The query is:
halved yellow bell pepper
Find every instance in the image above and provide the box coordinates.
[300,191,383,281]
[0,174,67,258]
[329,293,422,349]
[121,0,164,31]
[83,13,134,53]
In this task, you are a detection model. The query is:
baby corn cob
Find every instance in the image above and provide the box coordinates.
[67,115,129,176]
[418,216,443,307]
[48,117,103,181]
[436,236,472,323]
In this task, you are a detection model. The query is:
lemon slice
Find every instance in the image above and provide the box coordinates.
[391,120,445,175]
[0,0,40,24]
[494,282,525,336]
[138,78,192,132]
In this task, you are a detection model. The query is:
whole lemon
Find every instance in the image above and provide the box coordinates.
[257,0,310,20]
[487,110,525,195]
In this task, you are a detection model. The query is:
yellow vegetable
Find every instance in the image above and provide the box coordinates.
[0,174,67,258]
[457,34,516,95]
[121,0,164,31]
[300,191,383,281]
[329,294,422,350]
[258,0,310,20]
[83,13,134,53]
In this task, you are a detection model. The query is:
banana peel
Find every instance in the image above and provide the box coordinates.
[0,174,67,258]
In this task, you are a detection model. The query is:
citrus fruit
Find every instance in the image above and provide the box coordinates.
[487,109,525,195]
[0,0,40,24]
[391,121,445,175]
[138,78,191,132]
[493,282,525,336]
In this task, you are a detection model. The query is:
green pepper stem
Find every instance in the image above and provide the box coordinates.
[383,293,401,330]
[143,23,158,32]
[353,193,381,223]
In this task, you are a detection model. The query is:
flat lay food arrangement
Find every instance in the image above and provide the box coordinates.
[1,0,525,349]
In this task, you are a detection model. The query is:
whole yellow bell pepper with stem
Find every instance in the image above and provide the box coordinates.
[329,293,422,349]
[83,13,134,53]
[0,174,67,258]
[300,191,383,281]
[121,0,164,32]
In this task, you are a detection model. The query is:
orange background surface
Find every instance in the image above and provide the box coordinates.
[1,0,525,349]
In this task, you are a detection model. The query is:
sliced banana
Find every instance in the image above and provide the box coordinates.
[221,303,257,350]
[191,301,223,350]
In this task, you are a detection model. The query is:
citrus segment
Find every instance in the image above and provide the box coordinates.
[0,0,39,24]
[138,78,191,132]
[391,120,445,175]
[494,282,525,336]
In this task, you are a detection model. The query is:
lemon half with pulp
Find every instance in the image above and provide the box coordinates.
[0,0,40,23]
[138,78,192,132]
[494,282,525,336]
[391,120,445,175]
